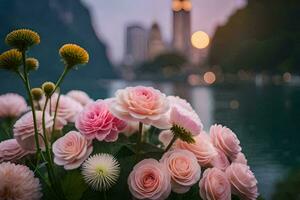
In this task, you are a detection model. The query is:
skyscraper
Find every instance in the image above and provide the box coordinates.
[147,23,166,60]
[124,24,147,65]
[172,0,192,58]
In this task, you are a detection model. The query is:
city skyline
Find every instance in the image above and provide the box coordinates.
[82,0,247,64]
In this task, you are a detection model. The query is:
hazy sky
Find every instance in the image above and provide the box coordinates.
[82,0,246,63]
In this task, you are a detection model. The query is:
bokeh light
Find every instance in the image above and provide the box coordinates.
[191,31,210,49]
[188,74,201,86]
[230,99,240,109]
[203,71,216,84]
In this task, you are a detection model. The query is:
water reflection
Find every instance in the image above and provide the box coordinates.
[106,80,299,199]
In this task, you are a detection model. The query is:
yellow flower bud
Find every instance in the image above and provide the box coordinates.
[31,88,43,101]
[42,81,55,96]
[26,57,39,71]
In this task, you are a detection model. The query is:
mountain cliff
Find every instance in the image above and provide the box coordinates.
[0,0,116,96]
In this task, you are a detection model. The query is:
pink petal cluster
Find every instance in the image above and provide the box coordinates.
[0,93,27,118]
[211,149,230,171]
[175,132,218,167]
[41,93,83,124]
[122,121,150,137]
[210,124,242,160]
[169,106,203,136]
[160,149,201,193]
[158,130,173,148]
[52,131,93,170]
[226,163,258,200]
[199,168,231,200]
[167,96,194,112]
[0,139,29,162]
[168,96,203,136]
[232,152,248,165]
[110,86,170,129]
[75,100,126,142]
[128,159,171,200]
[0,162,42,200]
[66,90,93,106]
[13,111,53,151]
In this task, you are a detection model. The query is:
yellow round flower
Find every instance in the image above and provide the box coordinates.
[26,57,39,71]
[0,49,22,71]
[5,29,40,51]
[59,44,89,68]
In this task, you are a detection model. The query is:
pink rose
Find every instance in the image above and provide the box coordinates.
[13,111,53,151]
[41,93,83,124]
[211,149,230,171]
[232,152,248,165]
[160,149,201,193]
[175,132,218,167]
[110,86,170,129]
[52,131,93,170]
[158,130,173,148]
[75,100,126,142]
[199,168,231,200]
[0,139,29,162]
[128,159,171,200]
[66,90,93,106]
[210,124,242,160]
[226,163,258,200]
[0,93,27,118]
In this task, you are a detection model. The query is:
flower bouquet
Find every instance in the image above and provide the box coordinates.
[0,29,260,200]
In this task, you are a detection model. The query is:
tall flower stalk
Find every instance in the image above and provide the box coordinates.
[0,29,89,200]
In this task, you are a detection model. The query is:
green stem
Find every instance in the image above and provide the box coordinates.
[51,91,61,137]
[21,50,41,163]
[137,122,143,154]
[164,135,178,153]
[103,191,107,200]
[52,67,69,95]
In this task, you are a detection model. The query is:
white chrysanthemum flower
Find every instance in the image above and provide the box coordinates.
[82,153,120,191]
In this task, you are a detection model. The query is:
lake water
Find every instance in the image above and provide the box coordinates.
[1,78,300,199]
[104,80,300,199]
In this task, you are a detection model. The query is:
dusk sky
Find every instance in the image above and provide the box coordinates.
[82,0,247,63]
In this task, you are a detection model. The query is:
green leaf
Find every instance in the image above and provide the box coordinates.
[61,170,88,200]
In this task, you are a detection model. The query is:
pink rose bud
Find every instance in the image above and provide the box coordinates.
[66,90,93,106]
[52,131,93,170]
[0,139,29,162]
[175,132,218,167]
[0,93,27,118]
[75,100,126,142]
[40,93,83,123]
[13,111,53,151]
[226,163,259,200]
[160,149,201,194]
[128,159,171,200]
[109,86,170,129]
[210,124,242,160]
[158,130,173,148]
[199,168,231,200]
